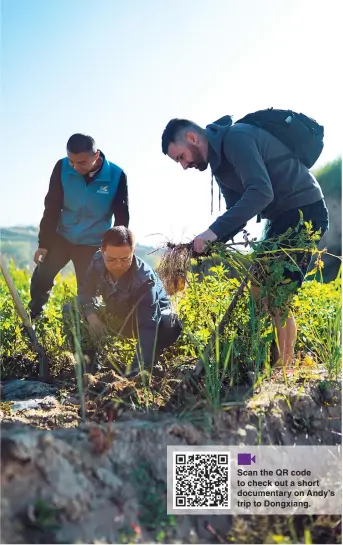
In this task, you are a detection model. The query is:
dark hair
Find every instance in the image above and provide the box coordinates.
[66,133,97,154]
[161,118,203,154]
[101,226,135,249]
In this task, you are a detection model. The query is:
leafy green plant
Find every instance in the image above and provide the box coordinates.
[0,229,341,407]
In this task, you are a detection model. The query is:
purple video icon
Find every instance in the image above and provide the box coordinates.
[238,453,256,465]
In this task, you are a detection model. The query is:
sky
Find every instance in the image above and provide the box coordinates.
[0,0,341,248]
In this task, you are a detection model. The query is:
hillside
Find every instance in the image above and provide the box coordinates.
[0,226,160,272]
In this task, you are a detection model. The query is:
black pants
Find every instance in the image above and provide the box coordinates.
[263,199,329,288]
[151,311,183,362]
[29,233,98,318]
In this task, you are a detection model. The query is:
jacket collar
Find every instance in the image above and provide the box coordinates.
[94,151,112,182]
[65,150,112,182]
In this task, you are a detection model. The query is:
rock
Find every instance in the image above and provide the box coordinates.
[66,395,81,405]
[318,381,341,404]
[326,405,342,419]
[312,417,325,429]
[10,396,58,413]
[2,380,57,401]
[291,393,317,410]
[94,467,123,491]
[2,429,39,461]
[168,423,205,445]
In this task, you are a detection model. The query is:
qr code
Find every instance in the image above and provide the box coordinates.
[173,451,231,509]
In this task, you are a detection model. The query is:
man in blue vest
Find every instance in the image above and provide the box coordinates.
[29,133,129,319]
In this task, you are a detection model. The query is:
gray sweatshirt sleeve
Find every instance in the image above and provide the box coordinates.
[215,184,247,241]
[217,183,241,209]
[209,130,274,239]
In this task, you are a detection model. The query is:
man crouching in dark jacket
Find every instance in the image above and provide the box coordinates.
[77,226,182,377]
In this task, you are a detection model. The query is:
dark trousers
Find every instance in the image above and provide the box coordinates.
[263,199,329,289]
[153,311,182,361]
[62,301,182,373]
[29,233,98,318]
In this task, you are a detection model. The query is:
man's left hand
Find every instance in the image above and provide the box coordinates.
[193,229,218,254]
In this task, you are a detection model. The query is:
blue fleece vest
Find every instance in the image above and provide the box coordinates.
[57,156,122,246]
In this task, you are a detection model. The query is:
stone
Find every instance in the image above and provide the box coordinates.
[2,380,57,401]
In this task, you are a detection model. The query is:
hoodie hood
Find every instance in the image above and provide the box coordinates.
[205,115,233,173]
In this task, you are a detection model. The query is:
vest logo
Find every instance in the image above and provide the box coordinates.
[97,185,109,194]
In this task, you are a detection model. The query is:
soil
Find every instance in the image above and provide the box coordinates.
[0,366,341,544]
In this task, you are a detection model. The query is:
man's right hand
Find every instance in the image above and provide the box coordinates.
[87,314,108,339]
[34,248,48,265]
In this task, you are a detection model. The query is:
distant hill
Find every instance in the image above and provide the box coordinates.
[0,226,161,273]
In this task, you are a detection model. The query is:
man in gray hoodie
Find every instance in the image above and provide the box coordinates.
[161,115,329,368]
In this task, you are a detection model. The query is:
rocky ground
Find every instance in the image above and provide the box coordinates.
[0,366,342,544]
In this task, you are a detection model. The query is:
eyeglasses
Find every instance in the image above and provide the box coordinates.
[103,255,133,264]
